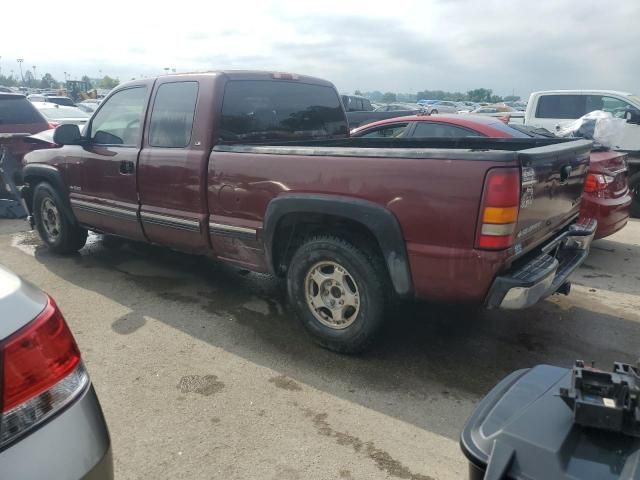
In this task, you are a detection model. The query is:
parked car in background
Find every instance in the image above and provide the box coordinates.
[341,95,374,112]
[525,90,640,216]
[42,96,76,107]
[22,71,595,353]
[424,100,458,114]
[352,115,631,239]
[0,265,113,478]
[346,102,421,128]
[31,102,90,128]
[27,94,47,103]
[374,102,420,112]
[76,102,100,114]
[0,93,51,168]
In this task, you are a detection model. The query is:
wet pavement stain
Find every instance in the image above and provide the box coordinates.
[516,332,544,352]
[158,292,201,304]
[303,408,433,480]
[582,273,613,279]
[177,375,225,396]
[269,375,303,391]
[111,314,146,335]
[339,469,354,479]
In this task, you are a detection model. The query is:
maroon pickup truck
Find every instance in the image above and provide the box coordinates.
[20,71,596,352]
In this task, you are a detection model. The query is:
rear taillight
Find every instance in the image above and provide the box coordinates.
[583,173,614,196]
[477,168,520,250]
[1,296,88,447]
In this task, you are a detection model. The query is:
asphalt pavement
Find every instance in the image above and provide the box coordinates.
[1,218,639,479]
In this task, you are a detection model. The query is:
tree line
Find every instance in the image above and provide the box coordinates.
[0,73,119,90]
[355,88,521,103]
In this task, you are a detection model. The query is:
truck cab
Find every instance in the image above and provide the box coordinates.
[525,90,640,152]
[525,90,640,216]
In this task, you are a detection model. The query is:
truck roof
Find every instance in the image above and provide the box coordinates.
[118,70,335,89]
[530,89,635,97]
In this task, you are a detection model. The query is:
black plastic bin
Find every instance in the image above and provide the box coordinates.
[460,365,640,480]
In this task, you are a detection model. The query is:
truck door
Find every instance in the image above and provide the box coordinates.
[70,84,152,240]
[137,78,213,252]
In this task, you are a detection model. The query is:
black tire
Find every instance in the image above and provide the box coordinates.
[33,182,87,254]
[287,236,387,354]
[629,172,640,218]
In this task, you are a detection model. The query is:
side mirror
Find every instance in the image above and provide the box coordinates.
[52,124,83,145]
[626,109,640,124]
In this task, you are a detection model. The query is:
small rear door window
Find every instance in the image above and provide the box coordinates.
[536,95,586,119]
[149,82,199,148]
[219,80,348,141]
[0,97,46,125]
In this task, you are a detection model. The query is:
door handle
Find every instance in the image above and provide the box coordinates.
[119,160,135,175]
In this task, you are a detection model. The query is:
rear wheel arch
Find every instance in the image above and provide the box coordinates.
[263,194,413,297]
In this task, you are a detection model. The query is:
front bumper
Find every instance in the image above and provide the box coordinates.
[485,219,597,309]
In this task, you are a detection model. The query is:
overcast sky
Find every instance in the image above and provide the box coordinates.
[2,0,638,97]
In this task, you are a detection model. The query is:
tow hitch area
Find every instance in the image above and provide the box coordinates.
[486,219,597,309]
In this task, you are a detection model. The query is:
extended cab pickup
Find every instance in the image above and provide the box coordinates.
[21,71,596,353]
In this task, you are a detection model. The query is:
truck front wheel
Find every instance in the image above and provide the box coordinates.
[287,236,387,353]
[33,182,87,254]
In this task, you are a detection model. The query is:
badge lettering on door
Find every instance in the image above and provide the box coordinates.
[69,185,82,192]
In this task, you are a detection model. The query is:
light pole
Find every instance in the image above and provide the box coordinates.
[63,71,67,82]
[32,65,37,81]
[16,58,24,84]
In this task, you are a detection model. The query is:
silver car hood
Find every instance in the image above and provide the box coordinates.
[0,264,47,340]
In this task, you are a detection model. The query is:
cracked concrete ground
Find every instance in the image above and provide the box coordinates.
[1,218,639,479]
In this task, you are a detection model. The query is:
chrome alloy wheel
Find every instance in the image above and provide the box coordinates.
[41,198,61,242]
[304,261,360,329]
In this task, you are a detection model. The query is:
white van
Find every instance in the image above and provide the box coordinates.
[525,90,640,153]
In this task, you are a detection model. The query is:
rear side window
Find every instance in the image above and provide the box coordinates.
[536,95,586,119]
[412,122,482,137]
[0,97,45,125]
[149,82,199,148]
[219,80,348,142]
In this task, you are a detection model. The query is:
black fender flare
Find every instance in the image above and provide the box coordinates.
[21,164,75,223]
[263,194,413,297]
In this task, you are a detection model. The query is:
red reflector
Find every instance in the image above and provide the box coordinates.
[2,297,81,412]
[483,168,521,207]
[478,234,514,250]
[583,173,608,193]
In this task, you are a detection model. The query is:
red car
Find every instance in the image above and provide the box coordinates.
[352,115,631,239]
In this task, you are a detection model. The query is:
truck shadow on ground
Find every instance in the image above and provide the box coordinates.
[27,231,640,441]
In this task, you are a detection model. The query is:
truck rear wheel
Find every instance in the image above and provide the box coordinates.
[287,236,386,353]
[33,182,87,254]
[629,172,640,218]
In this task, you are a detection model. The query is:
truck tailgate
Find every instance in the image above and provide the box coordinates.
[514,139,592,252]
